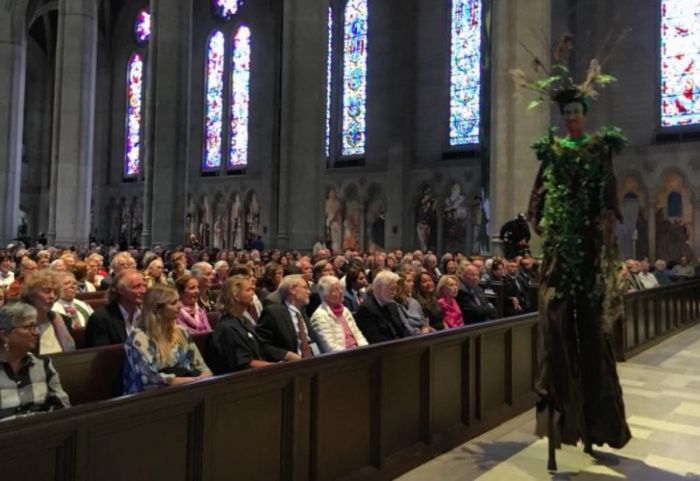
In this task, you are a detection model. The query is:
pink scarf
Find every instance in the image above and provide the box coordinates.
[329,303,345,318]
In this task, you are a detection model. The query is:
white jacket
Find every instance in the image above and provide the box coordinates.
[310,302,368,353]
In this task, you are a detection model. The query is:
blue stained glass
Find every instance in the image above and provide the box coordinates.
[449,0,482,146]
[213,0,240,20]
[204,31,225,171]
[326,6,333,157]
[124,53,144,177]
[134,8,151,44]
[229,26,251,168]
[342,0,368,156]
[660,0,700,127]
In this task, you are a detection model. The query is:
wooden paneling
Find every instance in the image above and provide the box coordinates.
[431,341,465,433]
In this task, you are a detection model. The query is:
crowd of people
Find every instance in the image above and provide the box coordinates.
[0,241,697,420]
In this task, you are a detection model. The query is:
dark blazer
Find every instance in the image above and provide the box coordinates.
[206,314,284,374]
[456,282,496,324]
[85,301,128,347]
[256,303,316,358]
[342,289,366,314]
[354,294,410,344]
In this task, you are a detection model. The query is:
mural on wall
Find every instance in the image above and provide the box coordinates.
[229,193,243,249]
[443,182,467,253]
[469,194,488,254]
[186,195,196,245]
[343,185,362,251]
[366,186,386,252]
[131,198,143,245]
[213,195,228,249]
[198,196,212,247]
[618,175,649,260]
[655,172,694,262]
[325,187,343,252]
[245,192,261,244]
[415,184,437,252]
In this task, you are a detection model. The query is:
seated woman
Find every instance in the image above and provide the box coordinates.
[342,266,367,314]
[413,272,444,330]
[52,271,94,329]
[437,275,464,328]
[310,275,368,353]
[72,261,96,293]
[206,275,286,374]
[174,274,212,334]
[21,270,75,354]
[0,303,70,420]
[395,268,433,335]
[143,255,168,289]
[256,262,283,302]
[123,285,212,394]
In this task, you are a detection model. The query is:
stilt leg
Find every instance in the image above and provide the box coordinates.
[547,409,557,471]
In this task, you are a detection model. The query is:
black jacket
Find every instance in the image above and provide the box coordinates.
[85,301,128,347]
[354,294,410,344]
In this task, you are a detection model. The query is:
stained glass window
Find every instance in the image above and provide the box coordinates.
[124,53,144,177]
[660,0,700,127]
[213,0,240,20]
[204,30,225,171]
[134,8,151,44]
[229,26,251,168]
[342,0,368,156]
[449,0,482,146]
[326,6,333,157]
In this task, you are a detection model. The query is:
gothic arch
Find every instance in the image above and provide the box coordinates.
[654,169,695,262]
[365,184,386,252]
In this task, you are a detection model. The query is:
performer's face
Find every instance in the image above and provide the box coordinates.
[562,102,586,135]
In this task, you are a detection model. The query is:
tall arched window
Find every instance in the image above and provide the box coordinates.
[341,0,368,156]
[203,30,226,171]
[660,0,700,127]
[449,0,482,146]
[325,6,333,157]
[123,8,151,179]
[229,25,251,169]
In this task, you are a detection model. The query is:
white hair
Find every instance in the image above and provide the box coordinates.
[316,275,341,300]
[372,270,399,291]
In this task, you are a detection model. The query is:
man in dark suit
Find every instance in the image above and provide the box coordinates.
[456,264,496,323]
[355,270,410,344]
[85,269,147,347]
[256,274,318,360]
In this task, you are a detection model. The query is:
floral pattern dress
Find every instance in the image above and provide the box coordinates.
[123,327,211,394]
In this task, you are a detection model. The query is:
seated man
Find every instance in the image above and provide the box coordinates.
[672,255,695,280]
[6,257,37,300]
[99,252,133,290]
[354,270,410,344]
[456,264,496,323]
[637,258,659,289]
[256,274,317,360]
[85,269,146,347]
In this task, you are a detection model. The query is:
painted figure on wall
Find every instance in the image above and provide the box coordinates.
[366,192,386,252]
[246,193,261,244]
[343,194,362,251]
[230,194,243,250]
[655,174,695,261]
[325,188,343,253]
[213,203,227,249]
[415,184,437,251]
[443,182,467,253]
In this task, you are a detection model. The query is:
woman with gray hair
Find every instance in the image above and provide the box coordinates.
[309,276,368,353]
[0,303,70,420]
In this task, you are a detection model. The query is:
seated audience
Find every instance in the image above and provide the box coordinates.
[672,255,695,280]
[437,275,464,328]
[52,272,94,329]
[21,270,76,354]
[175,274,212,334]
[143,255,168,288]
[413,272,444,330]
[99,252,132,290]
[207,275,287,374]
[168,251,189,282]
[423,254,441,283]
[257,262,283,303]
[6,257,38,299]
[624,259,644,290]
[506,259,531,313]
[355,270,410,344]
[72,261,96,293]
[638,258,659,289]
[395,268,433,335]
[0,303,70,420]
[456,264,496,323]
[123,285,212,394]
[191,262,216,312]
[256,274,314,359]
[85,269,147,347]
[310,276,368,353]
[85,253,104,290]
[653,259,672,286]
[0,253,15,288]
[211,260,229,290]
[343,266,367,314]
[229,265,263,324]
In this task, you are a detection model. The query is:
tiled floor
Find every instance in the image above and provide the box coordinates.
[397,324,700,480]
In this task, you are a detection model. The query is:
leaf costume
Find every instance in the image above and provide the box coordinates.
[528,126,632,449]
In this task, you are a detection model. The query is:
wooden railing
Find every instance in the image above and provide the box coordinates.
[0,314,538,481]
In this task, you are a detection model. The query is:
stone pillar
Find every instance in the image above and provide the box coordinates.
[647,201,656,261]
[488,0,551,255]
[143,0,192,248]
[277,0,326,249]
[0,4,27,246]
[47,0,98,247]
[693,195,700,260]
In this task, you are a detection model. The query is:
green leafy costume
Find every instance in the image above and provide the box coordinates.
[528,126,632,449]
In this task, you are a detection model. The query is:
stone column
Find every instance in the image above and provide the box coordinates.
[0,3,27,246]
[143,0,192,248]
[47,0,97,247]
[488,0,551,255]
[277,0,326,249]
[693,195,700,260]
[647,201,656,261]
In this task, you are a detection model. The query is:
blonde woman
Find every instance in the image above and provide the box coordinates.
[123,285,212,394]
[437,275,464,328]
[143,255,168,289]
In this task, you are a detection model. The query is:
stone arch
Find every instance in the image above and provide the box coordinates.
[654,170,694,262]
[365,184,386,252]
[617,172,650,259]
